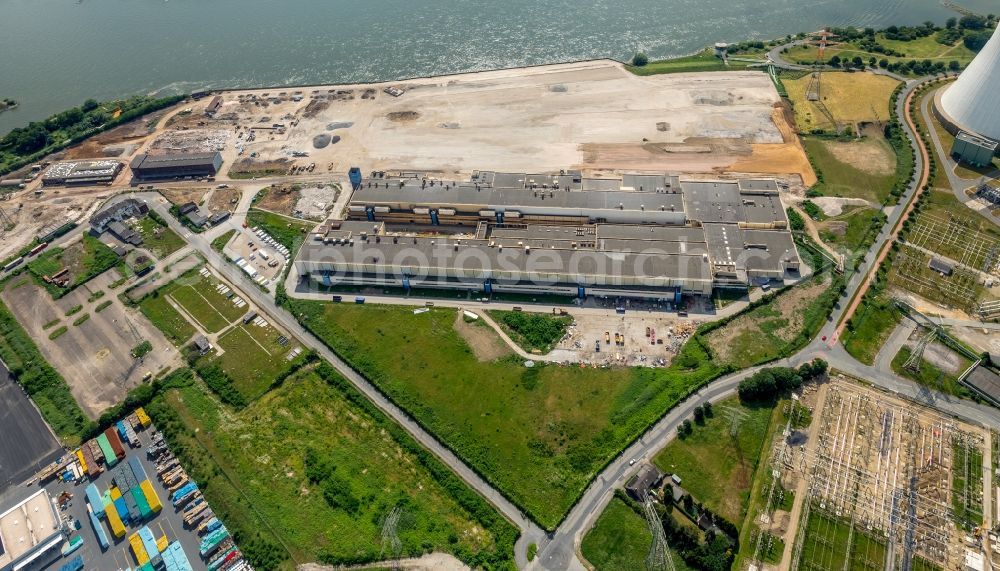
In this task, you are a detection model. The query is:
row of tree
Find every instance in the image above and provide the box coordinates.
[737,359,828,402]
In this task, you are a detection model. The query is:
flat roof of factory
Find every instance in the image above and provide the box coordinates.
[0,489,60,567]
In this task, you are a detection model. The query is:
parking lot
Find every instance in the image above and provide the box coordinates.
[224,227,287,287]
[0,365,63,494]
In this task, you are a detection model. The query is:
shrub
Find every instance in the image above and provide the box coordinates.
[631,52,649,67]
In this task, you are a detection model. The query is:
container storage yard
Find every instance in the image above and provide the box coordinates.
[24,409,253,571]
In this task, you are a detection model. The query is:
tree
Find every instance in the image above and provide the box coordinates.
[852,56,865,68]
[693,405,705,425]
[869,56,877,67]
[949,60,961,71]
[959,15,987,30]
[964,30,993,52]
[8,123,49,154]
[81,99,99,112]
[946,17,957,29]
[879,58,890,69]
[682,419,693,435]
[631,52,649,67]
[702,400,713,417]
[828,55,842,67]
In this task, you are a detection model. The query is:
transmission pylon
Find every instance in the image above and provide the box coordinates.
[642,493,676,571]
[720,406,749,438]
[903,328,936,372]
[380,506,403,570]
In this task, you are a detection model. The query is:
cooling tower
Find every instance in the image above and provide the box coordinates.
[939,28,1000,142]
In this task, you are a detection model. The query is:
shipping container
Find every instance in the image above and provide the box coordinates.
[124,488,141,522]
[85,484,106,518]
[139,526,160,559]
[156,534,169,553]
[171,482,197,503]
[106,503,127,538]
[80,443,100,477]
[105,427,126,460]
[129,456,149,483]
[133,486,152,519]
[131,532,150,565]
[140,480,163,513]
[114,496,130,524]
[88,506,109,549]
[96,434,117,467]
[61,534,84,556]
[117,420,128,442]
[136,407,151,427]
[75,449,87,475]
[89,439,105,464]
[57,555,84,571]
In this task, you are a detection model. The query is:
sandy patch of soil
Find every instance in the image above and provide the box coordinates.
[453,311,512,362]
[823,138,895,176]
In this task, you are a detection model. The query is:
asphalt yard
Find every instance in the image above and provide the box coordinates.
[0,365,62,494]
[38,424,206,571]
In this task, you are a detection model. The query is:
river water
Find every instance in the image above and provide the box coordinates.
[0,0,993,134]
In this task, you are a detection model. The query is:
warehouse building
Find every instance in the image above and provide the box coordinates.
[307,171,801,299]
[42,160,123,186]
[0,489,64,571]
[347,171,788,230]
[295,218,799,299]
[129,152,223,181]
[950,131,998,168]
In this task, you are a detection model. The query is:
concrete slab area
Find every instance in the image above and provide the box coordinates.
[204,60,794,178]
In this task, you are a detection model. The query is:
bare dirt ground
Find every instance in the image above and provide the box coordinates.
[200,60,812,179]
[1,270,183,418]
[254,184,301,215]
[295,184,340,220]
[207,188,240,212]
[947,324,1000,358]
[158,187,207,206]
[550,312,698,366]
[707,279,828,363]
[729,104,817,186]
[824,137,895,176]
[452,311,512,362]
[903,337,967,374]
[809,196,872,216]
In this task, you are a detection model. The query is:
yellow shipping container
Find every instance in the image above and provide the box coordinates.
[110,486,122,501]
[129,532,150,565]
[156,534,169,553]
[139,480,162,513]
[106,505,126,539]
[75,450,87,475]
[135,407,151,427]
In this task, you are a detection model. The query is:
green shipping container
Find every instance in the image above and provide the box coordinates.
[140,562,154,571]
[132,487,152,519]
[96,434,118,467]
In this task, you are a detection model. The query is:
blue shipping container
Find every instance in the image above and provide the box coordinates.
[85,484,105,518]
[139,526,160,559]
[88,509,109,550]
[114,497,129,523]
[128,457,148,483]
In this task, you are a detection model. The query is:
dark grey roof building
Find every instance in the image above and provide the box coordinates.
[90,198,149,234]
[107,221,142,246]
[963,365,1000,406]
[130,152,223,181]
[625,464,663,501]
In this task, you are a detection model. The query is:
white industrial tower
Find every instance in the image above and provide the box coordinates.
[939,28,1000,141]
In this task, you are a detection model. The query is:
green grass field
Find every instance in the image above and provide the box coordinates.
[211,229,237,252]
[626,50,759,75]
[784,33,977,68]
[653,397,775,523]
[138,293,196,345]
[27,235,119,298]
[135,216,185,259]
[210,324,302,400]
[891,346,974,399]
[580,498,694,571]
[247,209,314,258]
[841,295,902,365]
[706,276,838,369]
[288,301,721,529]
[818,206,885,254]
[488,310,572,353]
[147,369,515,570]
[803,137,901,205]
[141,268,246,334]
